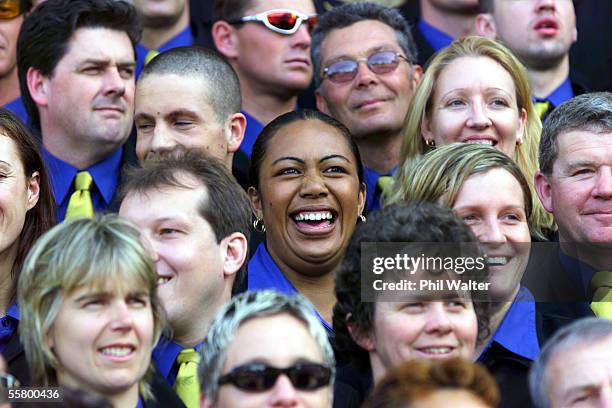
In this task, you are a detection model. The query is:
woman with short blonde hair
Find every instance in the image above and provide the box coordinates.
[18,215,168,407]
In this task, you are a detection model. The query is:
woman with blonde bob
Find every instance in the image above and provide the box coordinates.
[396,36,552,238]
[385,143,541,407]
[17,215,181,408]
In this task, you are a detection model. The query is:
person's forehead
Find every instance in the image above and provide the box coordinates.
[136,74,214,113]
[555,129,612,161]
[321,20,401,62]
[228,313,324,364]
[61,26,135,63]
[548,337,612,396]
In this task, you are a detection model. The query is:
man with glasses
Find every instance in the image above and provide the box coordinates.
[211,0,316,159]
[476,0,587,120]
[311,3,422,212]
[0,0,32,125]
[199,290,335,408]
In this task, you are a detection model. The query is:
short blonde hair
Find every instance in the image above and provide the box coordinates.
[18,214,166,399]
[398,36,553,237]
[385,143,539,238]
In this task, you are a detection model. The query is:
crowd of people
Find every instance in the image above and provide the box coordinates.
[0,0,611,407]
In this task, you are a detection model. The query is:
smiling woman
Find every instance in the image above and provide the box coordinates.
[17,215,176,408]
[247,110,366,329]
[394,36,553,240]
[384,143,541,407]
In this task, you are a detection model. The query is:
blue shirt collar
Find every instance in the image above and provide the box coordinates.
[535,77,574,108]
[487,287,540,361]
[153,336,204,384]
[135,26,194,77]
[136,395,144,408]
[363,166,395,213]
[42,147,123,206]
[241,111,264,157]
[7,303,19,321]
[3,97,29,126]
[248,243,332,331]
[417,19,454,52]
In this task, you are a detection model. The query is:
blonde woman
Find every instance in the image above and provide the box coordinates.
[18,215,183,408]
[395,36,553,238]
[386,143,541,407]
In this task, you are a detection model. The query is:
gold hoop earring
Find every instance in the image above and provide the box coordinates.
[253,218,266,233]
[425,139,436,148]
[358,214,366,223]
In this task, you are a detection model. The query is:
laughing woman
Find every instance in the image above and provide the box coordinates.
[247,110,366,330]
[18,215,183,408]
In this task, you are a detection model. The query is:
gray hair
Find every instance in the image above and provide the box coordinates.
[311,2,418,89]
[539,92,612,175]
[199,290,336,402]
[529,317,612,408]
[139,46,241,125]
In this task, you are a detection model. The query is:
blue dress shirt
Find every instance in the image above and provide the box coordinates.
[135,27,195,78]
[3,97,29,126]
[248,243,332,331]
[42,147,123,222]
[153,337,204,386]
[417,19,454,52]
[479,286,540,362]
[241,111,264,157]
[535,77,574,108]
[363,166,395,213]
[0,304,20,353]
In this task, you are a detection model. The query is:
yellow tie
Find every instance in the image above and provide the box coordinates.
[65,171,94,220]
[174,348,201,408]
[144,49,159,66]
[377,176,393,193]
[534,101,552,120]
[590,271,612,319]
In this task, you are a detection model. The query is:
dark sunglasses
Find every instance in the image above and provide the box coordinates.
[218,362,332,392]
[323,51,411,84]
[229,9,318,35]
[0,0,22,20]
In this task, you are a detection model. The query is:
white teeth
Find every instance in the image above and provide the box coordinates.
[466,140,494,146]
[421,347,452,354]
[293,211,334,221]
[101,347,133,357]
[487,256,508,266]
[157,277,170,285]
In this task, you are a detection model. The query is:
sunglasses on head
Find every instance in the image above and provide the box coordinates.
[0,0,22,20]
[230,9,318,35]
[323,51,411,84]
[218,362,332,392]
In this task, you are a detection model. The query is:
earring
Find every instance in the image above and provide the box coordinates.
[253,218,266,233]
[425,139,436,148]
[358,214,366,223]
